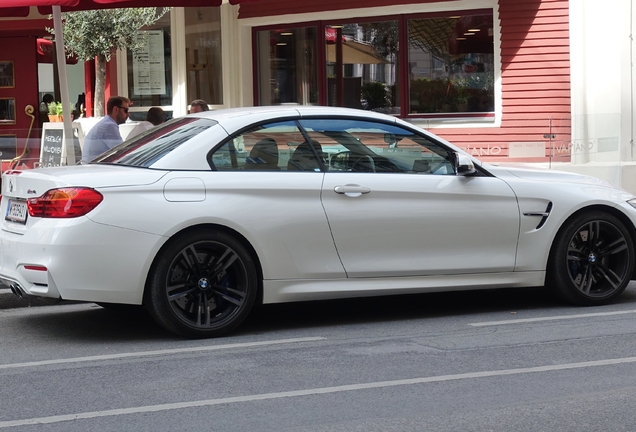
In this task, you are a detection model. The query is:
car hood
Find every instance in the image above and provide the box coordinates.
[487,164,616,187]
[485,163,636,204]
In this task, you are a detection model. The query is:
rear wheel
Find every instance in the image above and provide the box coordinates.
[145,229,258,338]
[548,211,634,305]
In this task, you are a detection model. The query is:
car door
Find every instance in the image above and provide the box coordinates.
[208,120,345,281]
[299,118,521,278]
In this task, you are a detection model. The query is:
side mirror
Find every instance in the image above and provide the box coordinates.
[455,152,476,176]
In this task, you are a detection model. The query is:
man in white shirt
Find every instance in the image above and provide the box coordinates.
[81,96,130,162]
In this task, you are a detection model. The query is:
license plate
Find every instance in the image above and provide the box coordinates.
[5,200,28,224]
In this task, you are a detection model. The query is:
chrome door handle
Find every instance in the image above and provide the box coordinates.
[334,184,371,197]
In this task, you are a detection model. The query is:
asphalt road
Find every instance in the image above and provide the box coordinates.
[2,284,636,431]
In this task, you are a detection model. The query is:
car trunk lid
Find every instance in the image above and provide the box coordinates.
[1,165,167,234]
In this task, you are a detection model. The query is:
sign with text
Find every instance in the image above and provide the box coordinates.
[508,142,546,159]
[40,122,83,167]
[132,30,166,95]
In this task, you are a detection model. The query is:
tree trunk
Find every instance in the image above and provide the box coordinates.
[94,54,107,117]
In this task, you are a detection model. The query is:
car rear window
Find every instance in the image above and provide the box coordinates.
[92,118,217,167]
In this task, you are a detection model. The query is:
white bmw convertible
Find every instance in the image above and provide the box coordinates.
[1,106,635,338]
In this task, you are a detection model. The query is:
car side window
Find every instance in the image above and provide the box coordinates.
[298,119,455,175]
[211,121,314,171]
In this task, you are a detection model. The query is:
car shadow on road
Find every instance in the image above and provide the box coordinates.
[13,304,180,342]
[12,284,636,341]
[239,284,636,335]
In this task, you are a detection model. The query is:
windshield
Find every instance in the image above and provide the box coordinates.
[92,118,217,167]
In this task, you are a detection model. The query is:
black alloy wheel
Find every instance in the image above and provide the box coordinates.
[549,211,634,305]
[146,229,257,338]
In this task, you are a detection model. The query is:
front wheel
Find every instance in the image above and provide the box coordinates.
[145,229,258,338]
[548,211,635,305]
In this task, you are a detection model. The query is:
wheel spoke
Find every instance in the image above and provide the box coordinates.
[574,264,594,294]
[210,248,239,283]
[598,237,628,257]
[167,283,197,301]
[211,285,245,307]
[587,221,600,248]
[194,293,213,327]
[567,245,586,261]
[594,264,623,289]
[180,245,202,275]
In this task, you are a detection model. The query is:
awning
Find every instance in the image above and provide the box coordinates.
[325,40,389,65]
[0,0,222,15]
[38,0,221,13]
[0,7,31,17]
[0,0,77,17]
[37,38,78,64]
[325,29,388,65]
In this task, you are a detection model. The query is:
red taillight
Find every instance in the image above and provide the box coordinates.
[24,265,47,271]
[27,187,103,218]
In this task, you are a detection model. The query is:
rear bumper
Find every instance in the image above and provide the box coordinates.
[0,217,165,304]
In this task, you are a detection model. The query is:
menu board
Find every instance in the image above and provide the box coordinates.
[40,123,83,167]
[132,30,166,95]
[41,128,64,167]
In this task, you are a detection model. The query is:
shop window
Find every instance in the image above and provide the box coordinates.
[185,7,223,106]
[407,12,494,115]
[127,10,172,108]
[326,21,399,115]
[255,27,319,106]
[0,62,14,88]
[0,98,15,124]
[253,10,494,119]
[0,135,17,159]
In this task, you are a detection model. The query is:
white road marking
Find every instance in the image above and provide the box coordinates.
[469,309,636,327]
[2,355,636,428]
[0,337,325,370]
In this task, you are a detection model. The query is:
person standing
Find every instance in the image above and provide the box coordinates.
[126,107,166,139]
[189,99,209,113]
[39,94,54,129]
[81,96,130,162]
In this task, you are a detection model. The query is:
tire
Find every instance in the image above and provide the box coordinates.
[548,211,635,305]
[145,229,258,338]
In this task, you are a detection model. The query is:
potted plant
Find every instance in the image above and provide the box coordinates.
[47,101,63,122]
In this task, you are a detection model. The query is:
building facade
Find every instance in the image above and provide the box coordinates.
[2,0,636,193]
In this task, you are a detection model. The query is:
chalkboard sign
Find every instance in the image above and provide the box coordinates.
[39,122,83,167]
[41,128,64,167]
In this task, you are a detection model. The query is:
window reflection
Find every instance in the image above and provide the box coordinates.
[408,13,494,114]
[256,27,318,106]
[326,22,398,114]
[0,98,16,124]
[185,7,223,105]
[0,62,14,88]
[0,135,17,159]
[253,11,494,118]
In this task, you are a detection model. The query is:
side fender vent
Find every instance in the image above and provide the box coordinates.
[523,201,553,230]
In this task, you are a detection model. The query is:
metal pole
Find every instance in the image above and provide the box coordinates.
[52,6,76,165]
